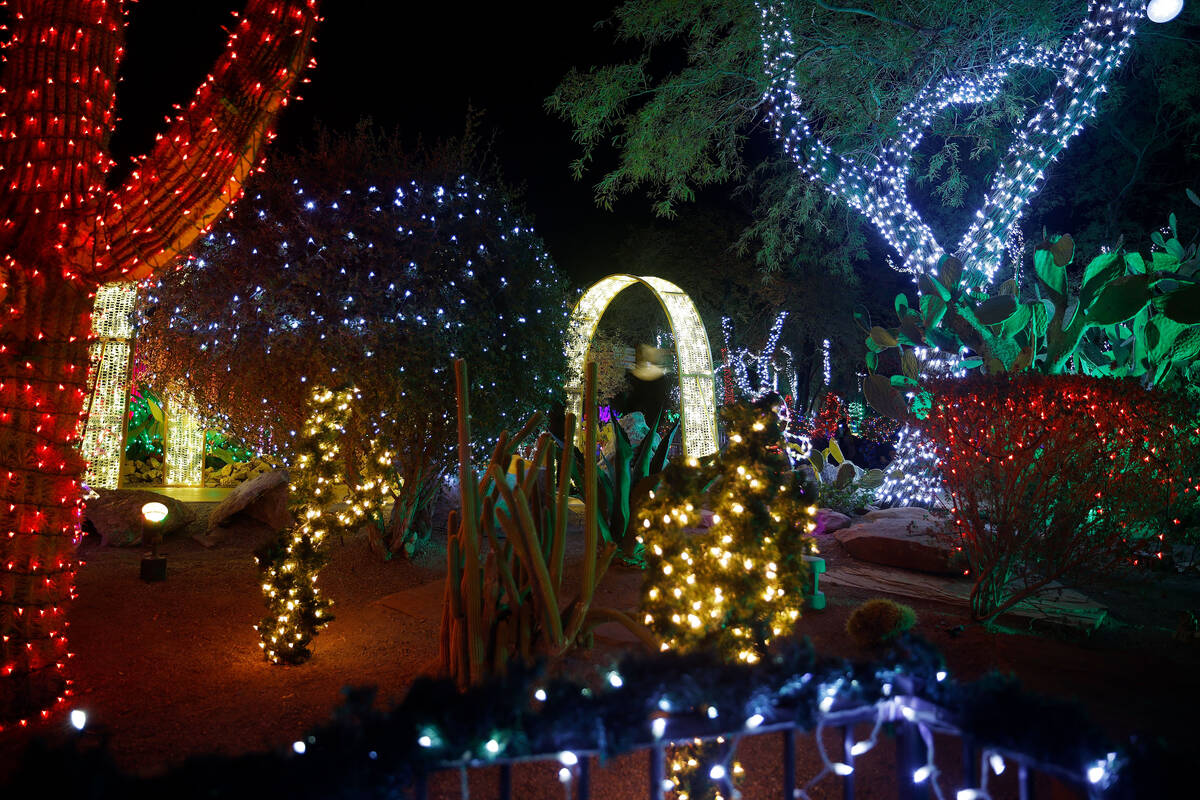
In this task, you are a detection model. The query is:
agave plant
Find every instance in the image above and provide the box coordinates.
[561,406,679,565]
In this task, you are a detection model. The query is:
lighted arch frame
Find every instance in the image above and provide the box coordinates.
[565,275,719,457]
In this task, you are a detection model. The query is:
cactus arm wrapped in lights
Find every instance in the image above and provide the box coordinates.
[254,386,389,665]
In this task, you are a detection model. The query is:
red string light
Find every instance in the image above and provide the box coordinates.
[0,0,320,726]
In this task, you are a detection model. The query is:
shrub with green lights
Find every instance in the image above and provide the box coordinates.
[137,124,569,556]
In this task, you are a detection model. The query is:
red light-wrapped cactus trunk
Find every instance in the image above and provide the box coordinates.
[0,0,320,727]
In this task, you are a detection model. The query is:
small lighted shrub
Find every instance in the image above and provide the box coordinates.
[921,373,1199,622]
[845,598,917,649]
[639,402,818,662]
[255,387,390,664]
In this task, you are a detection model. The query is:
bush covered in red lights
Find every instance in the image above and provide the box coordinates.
[920,373,1199,622]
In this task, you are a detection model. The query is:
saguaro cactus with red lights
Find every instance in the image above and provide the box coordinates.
[0,0,319,726]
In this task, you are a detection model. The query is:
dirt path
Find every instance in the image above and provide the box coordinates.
[2,511,1198,797]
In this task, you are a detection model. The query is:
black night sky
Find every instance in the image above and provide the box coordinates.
[110,0,641,285]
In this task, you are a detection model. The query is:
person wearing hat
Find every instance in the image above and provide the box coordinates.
[614,344,672,421]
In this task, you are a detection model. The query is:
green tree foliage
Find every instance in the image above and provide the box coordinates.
[137,122,570,555]
[548,0,1082,270]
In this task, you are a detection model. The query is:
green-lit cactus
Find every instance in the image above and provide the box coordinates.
[862,195,1200,420]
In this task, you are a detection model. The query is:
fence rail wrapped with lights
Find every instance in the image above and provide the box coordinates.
[19,639,1140,799]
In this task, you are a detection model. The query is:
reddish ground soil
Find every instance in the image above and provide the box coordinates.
[2,501,1199,798]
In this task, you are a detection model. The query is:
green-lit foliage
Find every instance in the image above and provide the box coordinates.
[804,437,885,514]
[123,385,164,462]
[862,203,1200,420]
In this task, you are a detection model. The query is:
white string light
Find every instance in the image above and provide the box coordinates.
[758,1,1139,284]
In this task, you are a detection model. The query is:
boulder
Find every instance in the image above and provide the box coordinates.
[204,469,292,543]
[85,489,195,547]
[816,509,852,533]
[834,507,965,575]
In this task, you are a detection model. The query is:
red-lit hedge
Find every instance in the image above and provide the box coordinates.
[920,373,1198,622]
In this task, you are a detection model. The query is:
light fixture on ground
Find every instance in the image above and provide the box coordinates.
[140,502,170,582]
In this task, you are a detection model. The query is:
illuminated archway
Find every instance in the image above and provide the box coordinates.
[565,275,718,457]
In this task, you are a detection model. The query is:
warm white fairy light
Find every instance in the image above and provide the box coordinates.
[80,282,140,489]
[565,274,718,457]
[163,393,206,487]
[758,1,1140,284]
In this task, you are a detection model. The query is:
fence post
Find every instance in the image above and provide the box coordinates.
[499,762,512,800]
[650,743,667,800]
[961,736,978,789]
[579,755,592,800]
[842,726,856,800]
[895,719,928,800]
[782,728,796,800]
[1018,763,1034,800]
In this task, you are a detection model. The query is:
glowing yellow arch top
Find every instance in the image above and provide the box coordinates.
[565,274,718,458]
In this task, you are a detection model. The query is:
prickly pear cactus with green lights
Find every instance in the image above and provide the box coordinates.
[862,198,1200,420]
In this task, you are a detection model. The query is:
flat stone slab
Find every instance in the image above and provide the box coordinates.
[834,507,965,575]
[822,561,1107,633]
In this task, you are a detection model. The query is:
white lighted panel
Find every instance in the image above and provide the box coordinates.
[565,274,718,457]
[164,393,206,487]
[80,282,139,490]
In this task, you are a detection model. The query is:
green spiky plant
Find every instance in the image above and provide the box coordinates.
[440,360,657,689]
[562,407,679,566]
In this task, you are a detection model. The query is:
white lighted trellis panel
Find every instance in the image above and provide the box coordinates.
[565,274,718,458]
[80,282,139,490]
[164,393,206,487]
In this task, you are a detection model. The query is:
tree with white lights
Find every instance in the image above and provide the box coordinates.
[137,123,569,557]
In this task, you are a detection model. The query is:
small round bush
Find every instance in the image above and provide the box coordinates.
[845,598,917,648]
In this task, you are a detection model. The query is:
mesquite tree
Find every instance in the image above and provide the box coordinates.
[0,0,319,726]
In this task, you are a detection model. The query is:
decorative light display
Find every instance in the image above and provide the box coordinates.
[255,386,392,664]
[822,339,831,386]
[162,394,206,487]
[758,1,1140,283]
[638,402,817,799]
[877,348,967,507]
[718,313,812,466]
[79,283,139,490]
[639,403,818,664]
[921,373,1199,620]
[565,275,718,457]
[137,171,569,522]
[0,0,318,727]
